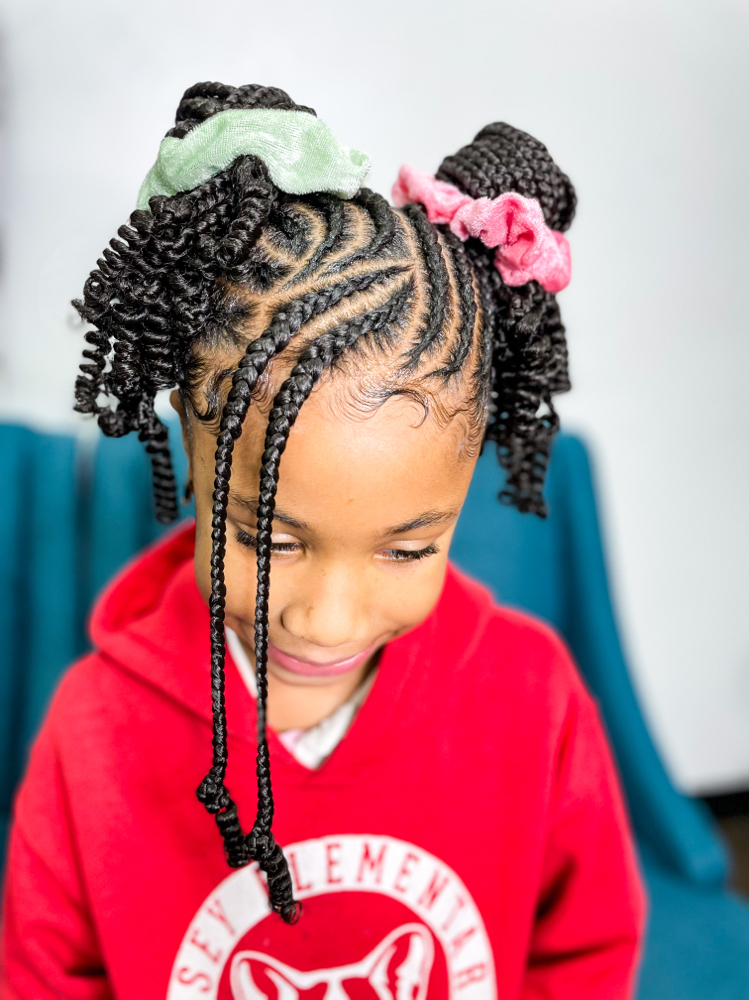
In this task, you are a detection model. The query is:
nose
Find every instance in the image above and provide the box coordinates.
[280,559,371,651]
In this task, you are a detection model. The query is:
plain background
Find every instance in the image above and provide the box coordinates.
[0,0,746,793]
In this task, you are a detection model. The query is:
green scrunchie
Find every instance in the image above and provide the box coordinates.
[136,108,370,211]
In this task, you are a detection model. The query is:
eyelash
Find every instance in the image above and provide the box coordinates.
[235,530,300,554]
[235,531,439,563]
[381,543,439,562]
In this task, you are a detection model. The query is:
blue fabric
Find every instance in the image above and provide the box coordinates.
[638,846,749,999]
[88,428,190,605]
[0,420,191,864]
[0,421,747,997]
[0,427,79,804]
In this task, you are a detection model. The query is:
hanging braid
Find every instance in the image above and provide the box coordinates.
[73,81,576,923]
[228,284,414,916]
[196,267,409,921]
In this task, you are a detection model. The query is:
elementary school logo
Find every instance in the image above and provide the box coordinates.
[168,835,496,999]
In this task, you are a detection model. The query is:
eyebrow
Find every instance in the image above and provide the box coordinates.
[385,508,461,535]
[230,494,458,536]
[230,494,309,531]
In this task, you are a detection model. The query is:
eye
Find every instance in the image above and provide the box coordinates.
[378,543,439,563]
[235,530,302,555]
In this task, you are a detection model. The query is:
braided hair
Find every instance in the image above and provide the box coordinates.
[73,82,576,924]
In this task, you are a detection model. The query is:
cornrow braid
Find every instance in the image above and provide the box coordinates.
[401,204,450,369]
[426,228,479,382]
[321,188,400,275]
[285,194,346,287]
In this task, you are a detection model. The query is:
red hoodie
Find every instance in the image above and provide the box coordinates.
[1,523,644,1000]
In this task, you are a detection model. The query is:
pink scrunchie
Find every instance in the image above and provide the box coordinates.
[391,165,571,294]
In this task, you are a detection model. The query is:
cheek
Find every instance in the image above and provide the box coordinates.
[192,492,212,605]
[223,543,258,622]
[190,444,220,605]
[374,553,451,634]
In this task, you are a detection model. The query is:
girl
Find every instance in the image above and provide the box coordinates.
[0,83,644,999]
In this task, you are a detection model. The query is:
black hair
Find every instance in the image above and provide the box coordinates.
[73,82,576,924]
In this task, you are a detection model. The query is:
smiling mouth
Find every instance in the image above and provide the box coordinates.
[267,641,379,678]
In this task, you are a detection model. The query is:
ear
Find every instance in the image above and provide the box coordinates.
[170,389,194,483]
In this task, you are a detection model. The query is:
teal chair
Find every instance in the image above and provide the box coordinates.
[0,422,747,998]
[0,427,80,834]
[0,423,191,860]
[451,437,749,999]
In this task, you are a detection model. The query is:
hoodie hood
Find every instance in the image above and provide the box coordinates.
[88,521,228,733]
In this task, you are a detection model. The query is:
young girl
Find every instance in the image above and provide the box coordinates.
[0,83,644,999]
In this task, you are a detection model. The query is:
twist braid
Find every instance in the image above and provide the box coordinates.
[74,153,278,520]
[137,402,179,523]
[437,122,576,232]
[436,123,576,515]
[170,82,316,139]
[74,82,313,522]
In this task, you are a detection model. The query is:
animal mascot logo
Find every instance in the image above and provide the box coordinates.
[169,836,496,1000]
[231,924,433,1000]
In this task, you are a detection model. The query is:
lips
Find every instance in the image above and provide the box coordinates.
[267,641,379,678]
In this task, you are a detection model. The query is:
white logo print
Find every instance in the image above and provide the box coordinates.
[168,835,495,999]
[231,923,434,1000]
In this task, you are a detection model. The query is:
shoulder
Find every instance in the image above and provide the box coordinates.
[444,563,580,679]
[12,652,131,833]
[39,651,146,748]
[437,563,591,721]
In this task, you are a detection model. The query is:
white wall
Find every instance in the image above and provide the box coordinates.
[0,0,746,792]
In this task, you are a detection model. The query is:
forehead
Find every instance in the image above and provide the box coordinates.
[192,379,477,530]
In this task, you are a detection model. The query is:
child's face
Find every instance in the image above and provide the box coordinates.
[177,379,480,691]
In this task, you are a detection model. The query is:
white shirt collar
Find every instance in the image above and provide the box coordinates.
[225,627,376,770]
